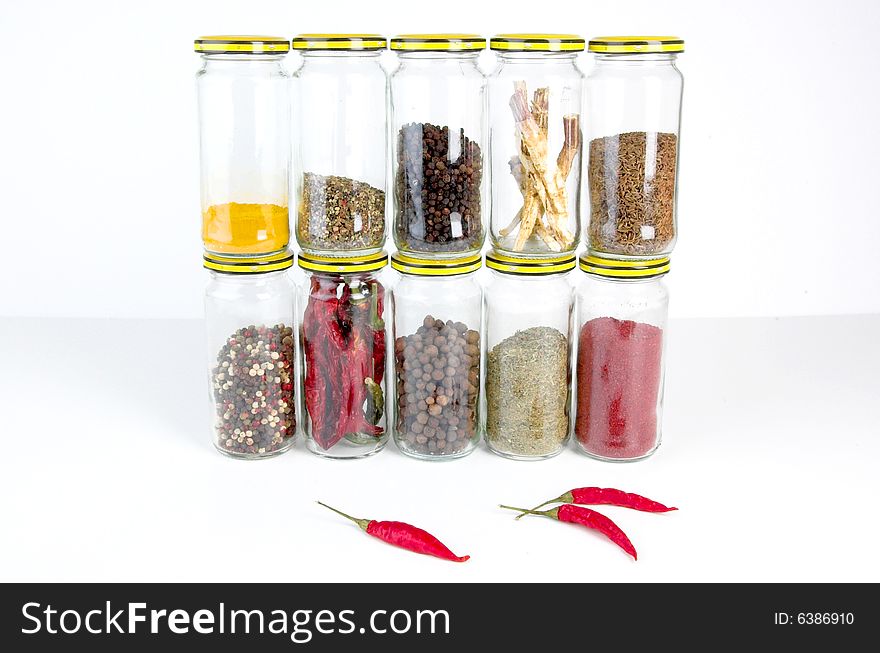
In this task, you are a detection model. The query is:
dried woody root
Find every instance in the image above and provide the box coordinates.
[500,81,580,252]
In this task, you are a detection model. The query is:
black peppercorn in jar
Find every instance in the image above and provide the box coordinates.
[389,253,483,460]
[390,35,487,258]
[204,251,297,458]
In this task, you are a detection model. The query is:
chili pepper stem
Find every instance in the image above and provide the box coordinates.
[512,493,573,520]
[499,504,557,519]
[317,501,371,531]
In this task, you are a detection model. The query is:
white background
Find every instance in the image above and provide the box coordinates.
[1,0,879,584]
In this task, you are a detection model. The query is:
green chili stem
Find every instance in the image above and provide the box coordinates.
[317,501,371,531]
[498,504,554,519]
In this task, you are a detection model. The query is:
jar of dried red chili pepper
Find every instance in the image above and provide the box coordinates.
[297,251,390,459]
[204,250,297,459]
[575,254,670,461]
[389,253,483,460]
[483,252,576,460]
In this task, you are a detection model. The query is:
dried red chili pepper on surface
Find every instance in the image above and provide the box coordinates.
[317,502,470,563]
[500,503,638,560]
[517,487,677,518]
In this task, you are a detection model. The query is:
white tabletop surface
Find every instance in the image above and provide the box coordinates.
[1,314,877,582]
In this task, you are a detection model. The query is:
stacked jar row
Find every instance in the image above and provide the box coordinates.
[205,250,669,462]
[194,34,684,260]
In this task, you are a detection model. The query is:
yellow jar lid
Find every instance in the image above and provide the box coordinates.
[390,34,486,52]
[588,36,684,54]
[292,34,387,50]
[491,34,585,52]
[297,251,388,274]
[194,35,290,54]
[486,251,576,275]
[580,253,670,279]
[391,252,481,276]
[204,250,294,274]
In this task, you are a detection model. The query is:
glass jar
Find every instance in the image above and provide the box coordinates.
[585,36,684,259]
[575,254,670,461]
[483,252,575,460]
[195,36,291,256]
[292,35,388,256]
[297,251,389,459]
[204,251,297,458]
[488,34,585,257]
[390,35,487,258]
[389,253,483,460]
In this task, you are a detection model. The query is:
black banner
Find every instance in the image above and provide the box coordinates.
[0,583,871,650]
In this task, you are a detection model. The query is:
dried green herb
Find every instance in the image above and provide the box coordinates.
[486,326,569,457]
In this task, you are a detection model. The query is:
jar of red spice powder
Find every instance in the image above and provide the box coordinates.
[297,251,390,459]
[204,250,297,459]
[575,254,670,461]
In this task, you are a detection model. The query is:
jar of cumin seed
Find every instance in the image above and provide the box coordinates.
[390,34,488,258]
[390,253,483,460]
[205,251,297,458]
[585,37,684,259]
[483,252,575,460]
[292,34,388,256]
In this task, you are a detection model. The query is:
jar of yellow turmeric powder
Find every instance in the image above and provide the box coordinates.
[195,36,292,256]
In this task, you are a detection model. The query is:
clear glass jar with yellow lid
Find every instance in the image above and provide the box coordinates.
[483,251,575,460]
[585,36,684,259]
[204,250,297,458]
[389,253,483,460]
[488,34,585,258]
[195,36,292,256]
[390,35,488,258]
[292,35,389,256]
[297,251,390,459]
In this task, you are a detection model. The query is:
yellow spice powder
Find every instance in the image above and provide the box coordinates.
[202,202,289,255]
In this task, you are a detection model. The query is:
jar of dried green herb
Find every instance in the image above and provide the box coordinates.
[389,253,483,460]
[390,35,488,258]
[204,250,297,459]
[585,37,684,259]
[483,252,576,460]
[292,35,388,256]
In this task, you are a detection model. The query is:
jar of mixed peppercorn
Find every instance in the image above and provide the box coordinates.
[204,250,297,458]
[389,34,488,258]
[575,254,670,461]
[389,253,483,460]
[483,252,575,460]
[297,251,390,459]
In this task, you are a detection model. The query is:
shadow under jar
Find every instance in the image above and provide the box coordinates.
[483,252,575,460]
[390,35,487,258]
[297,252,389,459]
[292,34,388,256]
[575,254,670,461]
[488,34,585,258]
[204,251,297,459]
[195,36,291,256]
[585,36,684,259]
[390,253,483,460]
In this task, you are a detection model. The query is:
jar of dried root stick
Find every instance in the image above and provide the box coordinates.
[575,254,669,461]
[390,35,487,258]
[488,35,585,258]
[585,37,684,259]
[390,253,483,460]
[293,35,388,256]
[483,252,575,460]
[195,36,291,256]
[204,251,297,458]
[297,252,390,459]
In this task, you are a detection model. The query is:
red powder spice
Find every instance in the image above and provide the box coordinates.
[576,316,664,460]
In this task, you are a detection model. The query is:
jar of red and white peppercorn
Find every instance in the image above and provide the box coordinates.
[389,34,487,258]
[483,252,576,460]
[389,253,483,460]
[575,254,670,461]
[204,250,297,458]
[297,251,390,459]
